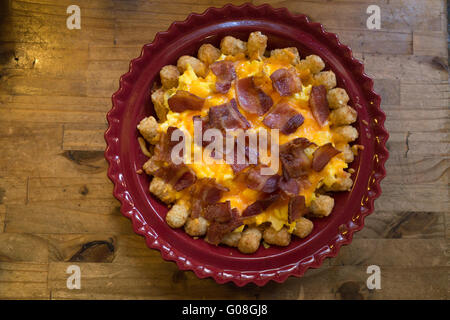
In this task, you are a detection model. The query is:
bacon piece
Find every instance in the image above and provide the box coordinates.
[173,169,197,191]
[246,165,280,193]
[168,90,205,112]
[278,176,311,197]
[210,60,236,94]
[242,193,280,218]
[309,85,330,126]
[280,138,315,179]
[204,201,233,223]
[263,102,304,135]
[206,208,243,245]
[311,143,341,172]
[190,178,229,218]
[236,77,273,115]
[270,68,302,96]
[152,126,184,162]
[278,178,299,196]
[208,99,250,131]
[288,195,308,223]
[154,163,196,191]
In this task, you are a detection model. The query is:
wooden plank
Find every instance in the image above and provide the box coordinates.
[328,29,412,55]
[0,262,50,299]
[384,108,448,133]
[0,177,27,205]
[358,211,446,239]
[88,45,142,61]
[413,32,449,57]
[383,156,448,185]
[0,205,5,233]
[400,82,449,109]
[363,54,448,82]
[4,203,132,234]
[47,262,447,299]
[330,239,447,267]
[0,122,109,178]
[62,124,107,151]
[0,95,111,113]
[375,183,448,212]
[27,177,112,203]
[253,0,444,32]
[0,70,87,96]
[1,44,89,78]
[0,233,49,262]
[387,132,448,158]
[373,79,401,105]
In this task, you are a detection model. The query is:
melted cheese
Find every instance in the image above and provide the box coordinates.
[159,58,350,232]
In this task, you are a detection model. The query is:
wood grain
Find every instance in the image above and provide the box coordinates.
[0,0,448,299]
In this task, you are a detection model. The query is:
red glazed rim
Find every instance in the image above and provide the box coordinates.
[105,3,389,286]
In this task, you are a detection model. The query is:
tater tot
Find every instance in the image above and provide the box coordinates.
[340,144,354,163]
[220,36,247,56]
[237,227,262,254]
[177,55,207,77]
[165,200,190,228]
[262,227,291,246]
[184,217,208,236]
[314,71,337,90]
[330,105,357,126]
[270,47,300,65]
[333,125,359,142]
[137,116,159,143]
[324,171,353,192]
[160,65,180,89]
[149,177,178,204]
[292,217,313,238]
[197,43,221,65]
[304,55,325,74]
[221,232,242,247]
[151,88,168,122]
[142,156,159,175]
[310,194,335,217]
[247,31,268,60]
[327,88,350,109]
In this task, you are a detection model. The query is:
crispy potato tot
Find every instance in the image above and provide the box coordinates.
[177,55,207,77]
[333,125,359,142]
[238,227,262,254]
[263,227,291,246]
[324,171,353,192]
[137,116,159,143]
[247,31,268,60]
[304,54,325,74]
[142,156,159,175]
[327,88,349,109]
[160,65,180,89]
[310,194,334,217]
[330,105,357,126]
[165,200,190,228]
[220,36,247,56]
[184,217,208,236]
[221,232,242,247]
[197,44,221,65]
[292,217,313,238]
[149,177,178,204]
[270,47,300,65]
[314,71,337,90]
[340,144,354,163]
[151,88,168,122]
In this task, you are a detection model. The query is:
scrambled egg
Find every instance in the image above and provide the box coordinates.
[159,56,348,232]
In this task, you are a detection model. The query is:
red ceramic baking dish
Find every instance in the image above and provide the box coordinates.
[105,3,389,286]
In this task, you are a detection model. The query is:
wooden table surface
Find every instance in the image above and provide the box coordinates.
[0,0,448,300]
